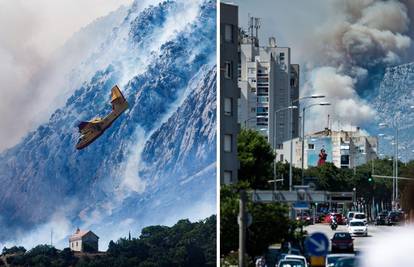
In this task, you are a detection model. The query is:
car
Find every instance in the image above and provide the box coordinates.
[351,212,367,224]
[375,211,388,225]
[333,257,358,267]
[283,255,308,267]
[331,232,354,253]
[345,211,357,224]
[347,220,368,236]
[387,211,403,225]
[325,254,354,267]
[277,259,305,267]
[296,212,313,225]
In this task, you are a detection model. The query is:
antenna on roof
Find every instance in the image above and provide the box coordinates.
[254,17,261,44]
[51,228,53,247]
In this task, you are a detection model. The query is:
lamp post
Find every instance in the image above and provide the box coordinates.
[300,102,331,184]
[274,105,298,191]
[291,95,325,188]
[379,122,399,210]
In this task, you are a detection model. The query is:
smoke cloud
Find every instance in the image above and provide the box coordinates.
[0,0,133,152]
[303,0,412,133]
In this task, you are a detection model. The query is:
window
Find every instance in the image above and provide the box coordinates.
[248,68,256,75]
[308,144,315,150]
[250,87,256,93]
[251,107,256,113]
[224,24,233,42]
[224,98,232,116]
[76,242,78,247]
[224,171,232,183]
[280,52,285,61]
[280,154,284,161]
[224,134,232,152]
[224,61,233,79]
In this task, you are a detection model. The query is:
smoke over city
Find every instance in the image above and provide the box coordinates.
[303,0,412,131]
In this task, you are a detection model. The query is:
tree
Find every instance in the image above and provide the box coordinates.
[238,129,275,188]
[220,184,292,257]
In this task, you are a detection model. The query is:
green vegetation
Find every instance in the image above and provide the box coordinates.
[221,129,300,259]
[1,216,216,267]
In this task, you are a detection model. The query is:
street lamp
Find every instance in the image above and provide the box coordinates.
[301,102,331,184]
[274,105,298,191]
[268,179,284,191]
[379,122,399,209]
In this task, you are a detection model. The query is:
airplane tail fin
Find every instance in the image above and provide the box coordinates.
[110,85,128,110]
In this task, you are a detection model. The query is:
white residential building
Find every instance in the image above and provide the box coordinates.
[69,228,99,252]
[238,33,299,149]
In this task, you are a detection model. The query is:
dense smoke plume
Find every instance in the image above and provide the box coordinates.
[303,0,412,132]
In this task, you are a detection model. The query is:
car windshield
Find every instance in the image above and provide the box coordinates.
[327,256,345,265]
[350,221,365,226]
[354,214,365,219]
[335,257,356,267]
[285,256,305,264]
[333,233,351,240]
[279,260,304,267]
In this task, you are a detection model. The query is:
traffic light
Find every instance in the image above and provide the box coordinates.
[368,177,373,182]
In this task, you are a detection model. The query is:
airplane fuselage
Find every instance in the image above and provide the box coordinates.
[76,101,128,149]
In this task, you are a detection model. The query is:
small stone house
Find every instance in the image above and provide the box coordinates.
[69,228,99,252]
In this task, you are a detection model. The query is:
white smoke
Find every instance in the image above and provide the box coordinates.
[303,0,412,133]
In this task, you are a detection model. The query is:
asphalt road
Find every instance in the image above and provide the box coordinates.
[304,223,395,254]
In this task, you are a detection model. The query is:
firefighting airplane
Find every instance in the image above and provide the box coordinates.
[76,85,128,150]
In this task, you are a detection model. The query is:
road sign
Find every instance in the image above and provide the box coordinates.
[305,232,329,257]
[293,201,310,210]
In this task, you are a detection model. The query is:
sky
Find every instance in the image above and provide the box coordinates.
[0,0,133,151]
[231,0,414,133]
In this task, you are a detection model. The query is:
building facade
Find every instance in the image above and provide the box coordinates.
[69,228,99,253]
[220,3,240,184]
[238,33,299,149]
[276,128,378,169]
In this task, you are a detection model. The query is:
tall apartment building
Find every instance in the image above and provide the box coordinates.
[238,31,299,149]
[220,3,240,184]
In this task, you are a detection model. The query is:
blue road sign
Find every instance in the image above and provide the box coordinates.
[305,232,329,256]
[293,201,310,210]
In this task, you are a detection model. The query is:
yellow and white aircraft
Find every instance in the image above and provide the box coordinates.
[76,85,128,150]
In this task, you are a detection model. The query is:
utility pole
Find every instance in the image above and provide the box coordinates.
[239,190,247,267]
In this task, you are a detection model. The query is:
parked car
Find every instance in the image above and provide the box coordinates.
[331,232,354,253]
[277,259,305,267]
[347,220,368,236]
[325,254,354,267]
[375,211,388,225]
[387,211,403,225]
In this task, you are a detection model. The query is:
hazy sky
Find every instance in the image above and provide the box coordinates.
[0,0,133,151]
[230,0,334,64]
[229,0,414,132]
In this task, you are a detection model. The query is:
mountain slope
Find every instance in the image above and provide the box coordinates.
[371,62,414,161]
[0,0,216,247]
